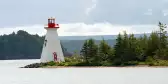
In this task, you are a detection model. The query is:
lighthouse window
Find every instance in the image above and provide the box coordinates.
[48,19,50,23]
[53,19,54,23]
[44,40,47,47]
[51,19,54,23]
[48,19,51,23]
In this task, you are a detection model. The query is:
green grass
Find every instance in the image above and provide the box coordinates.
[38,56,168,68]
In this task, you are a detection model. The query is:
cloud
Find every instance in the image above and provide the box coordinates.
[144,9,153,15]
[162,10,168,16]
[0,23,159,36]
[0,0,168,26]
[85,0,98,16]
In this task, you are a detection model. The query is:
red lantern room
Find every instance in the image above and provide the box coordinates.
[46,17,59,28]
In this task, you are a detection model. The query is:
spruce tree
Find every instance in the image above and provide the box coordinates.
[98,38,112,62]
[114,33,124,65]
[127,34,138,61]
[80,39,98,64]
[155,22,168,59]
[80,40,89,63]
[147,31,159,57]
[121,31,130,63]
[114,33,123,57]
[136,34,148,61]
[87,38,98,64]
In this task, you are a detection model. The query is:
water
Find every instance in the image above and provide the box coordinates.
[0,59,168,84]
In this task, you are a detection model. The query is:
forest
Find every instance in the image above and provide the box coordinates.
[58,22,168,66]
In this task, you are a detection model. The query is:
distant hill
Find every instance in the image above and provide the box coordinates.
[58,33,151,40]
[59,33,151,53]
[61,39,116,54]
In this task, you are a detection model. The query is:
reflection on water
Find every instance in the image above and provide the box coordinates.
[0,59,168,84]
[0,59,39,68]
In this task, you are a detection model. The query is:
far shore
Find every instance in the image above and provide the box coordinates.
[42,65,168,68]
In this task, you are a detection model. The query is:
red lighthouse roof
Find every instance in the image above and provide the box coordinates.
[45,17,59,28]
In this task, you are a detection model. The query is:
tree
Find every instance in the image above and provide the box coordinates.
[114,32,140,65]
[87,39,98,64]
[120,31,130,63]
[147,31,159,57]
[98,38,112,62]
[155,22,168,59]
[114,33,123,56]
[136,34,148,61]
[80,38,98,64]
[127,34,138,61]
[158,22,167,49]
[113,33,124,65]
[80,40,89,63]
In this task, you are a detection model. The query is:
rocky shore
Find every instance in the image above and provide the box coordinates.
[21,62,48,68]
[21,62,168,68]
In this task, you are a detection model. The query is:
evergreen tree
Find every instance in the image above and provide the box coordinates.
[80,39,98,63]
[80,40,89,63]
[127,34,138,61]
[114,33,123,56]
[98,38,112,62]
[113,33,124,65]
[158,22,167,49]
[155,22,168,59]
[87,39,98,64]
[136,34,148,61]
[121,31,130,63]
[147,31,159,57]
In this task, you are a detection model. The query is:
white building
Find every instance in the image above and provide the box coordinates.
[40,17,64,63]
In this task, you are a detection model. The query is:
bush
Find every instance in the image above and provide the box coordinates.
[74,62,101,66]
[74,62,89,66]
[123,61,138,66]
[101,61,112,66]
[152,60,168,66]
[47,61,57,66]
[146,56,155,62]
[112,58,122,66]
[148,62,154,66]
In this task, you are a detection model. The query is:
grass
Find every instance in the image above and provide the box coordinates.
[39,60,168,68]
[23,56,168,68]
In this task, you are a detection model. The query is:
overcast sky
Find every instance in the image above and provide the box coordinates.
[0,0,168,36]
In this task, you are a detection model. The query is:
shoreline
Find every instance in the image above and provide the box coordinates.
[42,65,168,68]
[22,61,168,68]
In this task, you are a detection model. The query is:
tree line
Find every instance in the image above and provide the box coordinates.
[0,30,72,60]
[78,22,168,66]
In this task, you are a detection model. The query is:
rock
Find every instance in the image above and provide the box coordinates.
[22,62,47,68]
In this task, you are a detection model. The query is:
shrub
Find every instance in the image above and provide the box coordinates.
[47,61,57,66]
[101,61,112,66]
[112,58,122,66]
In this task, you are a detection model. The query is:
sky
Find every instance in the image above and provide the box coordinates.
[0,0,168,36]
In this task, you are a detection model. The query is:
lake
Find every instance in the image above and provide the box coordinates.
[0,59,168,84]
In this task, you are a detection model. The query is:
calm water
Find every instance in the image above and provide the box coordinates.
[0,59,168,84]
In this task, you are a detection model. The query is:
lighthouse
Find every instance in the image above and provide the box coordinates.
[40,17,64,63]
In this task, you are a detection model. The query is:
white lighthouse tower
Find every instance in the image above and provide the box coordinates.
[40,17,64,63]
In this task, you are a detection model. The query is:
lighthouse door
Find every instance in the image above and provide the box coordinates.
[53,52,57,61]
